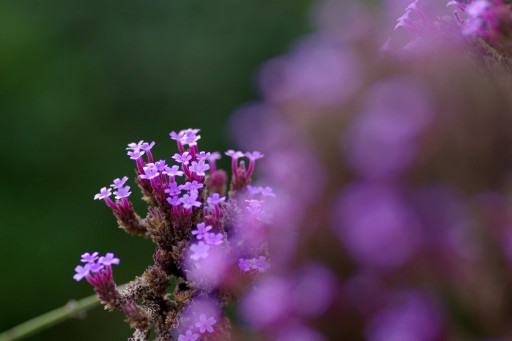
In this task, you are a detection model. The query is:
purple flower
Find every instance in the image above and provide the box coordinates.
[189,160,210,176]
[114,186,131,200]
[196,151,211,161]
[181,181,204,193]
[195,314,216,333]
[127,150,145,160]
[181,129,201,146]
[163,165,184,178]
[89,262,104,273]
[140,141,155,152]
[204,232,224,246]
[111,177,128,189]
[140,163,160,180]
[81,252,99,263]
[154,160,168,172]
[73,263,91,281]
[173,152,192,165]
[260,186,275,198]
[99,253,120,266]
[166,195,181,206]
[225,150,244,159]
[126,140,144,151]
[94,187,112,200]
[165,182,182,197]
[192,223,212,240]
[178,330,199,341]
[208,152,221,162]
[170,130,185,142]
[245,151,264,161]
[206,193,226,206]
[180,192,202,209]
[190,242,210,261]
[238,258,252,272]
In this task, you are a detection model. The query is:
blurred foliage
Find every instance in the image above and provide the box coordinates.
[0,0,312,339]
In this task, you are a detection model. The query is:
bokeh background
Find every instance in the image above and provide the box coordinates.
[0,0,313,339]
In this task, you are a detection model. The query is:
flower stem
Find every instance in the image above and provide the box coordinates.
[0,284,127,341]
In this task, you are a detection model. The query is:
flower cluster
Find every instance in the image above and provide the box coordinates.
[76,128,273,340]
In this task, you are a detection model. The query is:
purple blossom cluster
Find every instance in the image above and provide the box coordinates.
[77,128,274,340]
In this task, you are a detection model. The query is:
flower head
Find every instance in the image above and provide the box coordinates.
[173,152,192,165]
[81,252,99,263]
[180,192,202,209]
[73,263,91,281]
[195,314,216,333]
[94,187,112,200]
[192,223,212,240]
[114,186,131,200]
[190,242,210,261]
[204,232,224,246]
[225,150,244,159]
[140,163,160,180]
[99,253,120,266]
[189,160,210,176]
[206,193,226,206]
[111,177,129,189]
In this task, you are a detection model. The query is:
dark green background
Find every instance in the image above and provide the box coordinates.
[0,0,311,339]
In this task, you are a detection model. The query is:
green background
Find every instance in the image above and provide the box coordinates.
[0,0,311,339]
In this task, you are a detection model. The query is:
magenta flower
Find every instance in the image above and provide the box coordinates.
[126,140,144,151]
[81,252,99,263]
[111,177,129,189]
[245,151,264,161]
[206,193,225,206]
[94,187,112,200]
[196,151,211,161]
[153,160,168,172]
[195,314,216,333]
[164,182,182,196]
[73,263,91,281]
[173,152,192,165]
[99,253,120,266]
[127,150,145,160]
[114,186,131,200]
[192,223,212,240]
[181,129,201,146]
[163,165,184,178]
[178,330,199,341]
[140,163,160,180]
[181,181,204,193]
[189,160,210,176]
[89,262,104,273]
[140,141,155,152]
[204,232,224,246]
[180,192,202,209]
[190,242,210,261]
[166,195,181,206]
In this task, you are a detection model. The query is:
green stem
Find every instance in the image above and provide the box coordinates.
[0,295,99,341]
[0,283,127,341]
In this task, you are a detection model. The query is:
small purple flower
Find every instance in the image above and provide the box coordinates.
[178,330,199,341]
[196,151,211,162]
[140,163,160,180]
[204,232,224,246]
[81,252,99,263]
[206,193,226,206]
[163,165,184,178]
[170,130,185,142]
[208,152,221,162]
[189,160,210,176]
[99,253,120,266]
[127,150,145,160]
[140,141,156,152]
[111,177,129,189]
[260,186,275,198]
[94,187,112,200]
[195,314,216,333]
[114,186,131,200]
[154,160,168,172]
[190,242,210,261]
[167,195,181,206]
[238,258,252,272]
[181,129,201,146]
[181,181,204,193]
[126,140,144,151]
[245,151,264,161]
[165,182,182,197]
[89,262,104,273]
[73,263,91,281]
[192,223,212,240]
[180,192,202,209]
[225,150,244,159]
[173,152,192,165]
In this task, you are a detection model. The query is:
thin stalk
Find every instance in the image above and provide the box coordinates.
[0,284,126,341]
